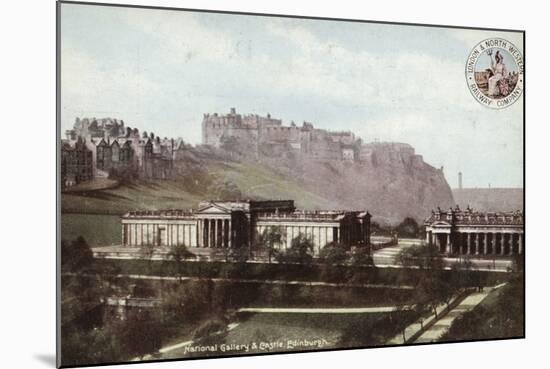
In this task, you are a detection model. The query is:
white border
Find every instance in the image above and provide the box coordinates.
[2,1,548,369]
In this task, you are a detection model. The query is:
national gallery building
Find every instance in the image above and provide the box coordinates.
[424,206,524,256]
[121,200,371,254]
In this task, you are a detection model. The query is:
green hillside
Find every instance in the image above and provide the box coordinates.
[61,160,338,246]
[62,161,333,215]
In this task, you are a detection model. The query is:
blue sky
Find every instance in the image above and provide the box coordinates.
[60,3,524,188]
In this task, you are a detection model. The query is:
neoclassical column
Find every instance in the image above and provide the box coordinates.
[214,219,218,248]
[445,233,451,254]
[201,219,202,247]
[466,233,471,255]
[518,234,523,254]
[509,234,515,255]
[205,219,210,248]
[213,219,218,248]
[493,232,498,255]
[483,233,488,255]
[500,233,505,255]
[426,231,430,244]
[228,220,232,248]
[219,219,224,248]
[475,233,480,255]
[209,219,214,248]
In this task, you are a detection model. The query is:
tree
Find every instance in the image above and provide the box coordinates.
[396,217,420,238]
[256,226,285,263]
[347,246,376,284]
[161,280,209,325]
[450,257,477,291]
[350,246,374,267]
[318,242,348,265]
[276,234,314,265]
[118,309,163,360]
[138,244,156,275]
[229,244,249,263]
[62,236,94,273]
[168,244,195,281]
[318,242,348,282]
[394,243,450,316]
[395,243,443,271]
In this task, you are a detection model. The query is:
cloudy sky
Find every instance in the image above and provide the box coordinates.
[60,3,524,188]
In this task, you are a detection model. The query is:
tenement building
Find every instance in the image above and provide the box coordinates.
[121,200,371,255]
[424,206,524,256]
[61,137,94,188]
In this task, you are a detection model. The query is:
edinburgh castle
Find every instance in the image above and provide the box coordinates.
[202,108,426,167]
[62,109,434,192]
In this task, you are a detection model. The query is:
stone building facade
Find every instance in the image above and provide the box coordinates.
[64,117,178,180]
[61,137,94,188]
[202,108,362,161]
[121,200,371,255]
[424,206,524,256]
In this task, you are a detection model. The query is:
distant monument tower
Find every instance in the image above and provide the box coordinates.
[458,172,463,189]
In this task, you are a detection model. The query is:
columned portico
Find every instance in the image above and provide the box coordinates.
[425,206,523,258]
[196,216,232,248]
[121,200,371,257]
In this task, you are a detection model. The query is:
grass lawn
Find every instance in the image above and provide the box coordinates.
[440,277,524,341]
[61,160,333,215]
[220,310,418,356]
[61,213,122,246]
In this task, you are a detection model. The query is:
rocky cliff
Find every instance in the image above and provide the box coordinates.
[259,142,454,224]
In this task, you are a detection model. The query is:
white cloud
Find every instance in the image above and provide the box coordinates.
[117,8,237,65]
[61,43,160,129]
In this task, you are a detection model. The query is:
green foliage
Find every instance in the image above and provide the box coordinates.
[256,226,285,263]
[228,245,249,263]
[61,236,94,273]
[168,244,195,280]
[160,280,210,325]
[168,244,195,262]
[319,242,349,265]
[318,243,349,282]
[350,246,375,267]
[449,257,480,290]
[61,323,120,366]
[395,243,454,312]
[276,234,314,265]
[395,217,420,238]
[442,277,524,341]
[118,310,163,360]
[394,243,443,270]
[370,221,393,237]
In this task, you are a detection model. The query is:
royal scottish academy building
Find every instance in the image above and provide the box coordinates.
[425,206,524,256]
[121,200,371,255]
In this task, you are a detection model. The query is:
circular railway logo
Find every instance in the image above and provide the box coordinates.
[465,38,524,109]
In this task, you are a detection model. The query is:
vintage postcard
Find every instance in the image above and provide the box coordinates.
[58,1,524,367]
